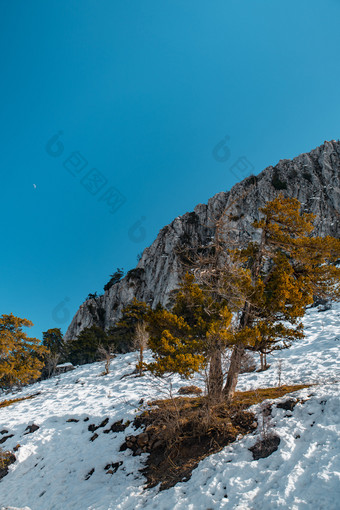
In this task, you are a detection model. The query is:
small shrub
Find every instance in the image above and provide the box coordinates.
[104,268,124,292]
[86,292,98,300]
[133,322,149,376]
[244,174,258,187]
[126,268,145,280]
[0,448,16,480]
[97,345,115,375]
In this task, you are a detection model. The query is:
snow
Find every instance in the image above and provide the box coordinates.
[56,363,74,369]
[1,303,340,510]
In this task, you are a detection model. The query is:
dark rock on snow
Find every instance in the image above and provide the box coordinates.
[24,424,40,435]
[249,435,281,460]
[276,399,298,411]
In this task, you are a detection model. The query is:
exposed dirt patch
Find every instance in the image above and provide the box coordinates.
[121,384,309,490]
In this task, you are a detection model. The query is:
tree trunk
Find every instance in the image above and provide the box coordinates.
[223,344,245,402]
[207,349,223,401]
[139,344,144,376]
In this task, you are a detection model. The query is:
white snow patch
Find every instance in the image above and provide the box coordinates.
[0,303,339,509]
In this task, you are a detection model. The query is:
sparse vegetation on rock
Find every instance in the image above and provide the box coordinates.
[122,385,308,489]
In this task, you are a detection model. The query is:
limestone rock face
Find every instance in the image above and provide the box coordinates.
[64,140,340,341]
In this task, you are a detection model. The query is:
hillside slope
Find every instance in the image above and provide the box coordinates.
[1,302,339,510]
[64,140,340,342]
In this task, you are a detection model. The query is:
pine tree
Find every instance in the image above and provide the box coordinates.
[41,328,65,378]
[42,328,65,356]
[147,273,232,399]
[66,325,109,365]
[222,195,340,401]
[0,314,47,389]
[107,298,151,353]
[147,196,340,402]
[104,268,124,292]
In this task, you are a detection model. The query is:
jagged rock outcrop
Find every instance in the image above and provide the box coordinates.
[64,140,340,341]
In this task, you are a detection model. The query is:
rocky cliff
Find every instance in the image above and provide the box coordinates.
[64,140,340,341]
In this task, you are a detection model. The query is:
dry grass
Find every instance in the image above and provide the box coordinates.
[0,448,14,468]
[148,384,309,412]
[0,448,16,480]
[233,384,311,407]
[0,392,39,409]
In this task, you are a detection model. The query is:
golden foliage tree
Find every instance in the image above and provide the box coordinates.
[147,273,232,399]
[0,314,47,389]
[221,195,340,401]
[147,196,340,402]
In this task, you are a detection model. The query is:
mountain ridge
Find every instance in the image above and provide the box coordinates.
[64,140,340,341]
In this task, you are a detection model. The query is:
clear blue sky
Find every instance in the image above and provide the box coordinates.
[1,0,339,340]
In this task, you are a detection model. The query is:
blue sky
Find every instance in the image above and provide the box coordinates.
[1,0,340,340]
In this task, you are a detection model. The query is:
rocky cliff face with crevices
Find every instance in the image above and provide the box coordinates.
[64,140,340,341]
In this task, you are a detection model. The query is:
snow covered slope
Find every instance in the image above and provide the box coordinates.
[1,303,340,510]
